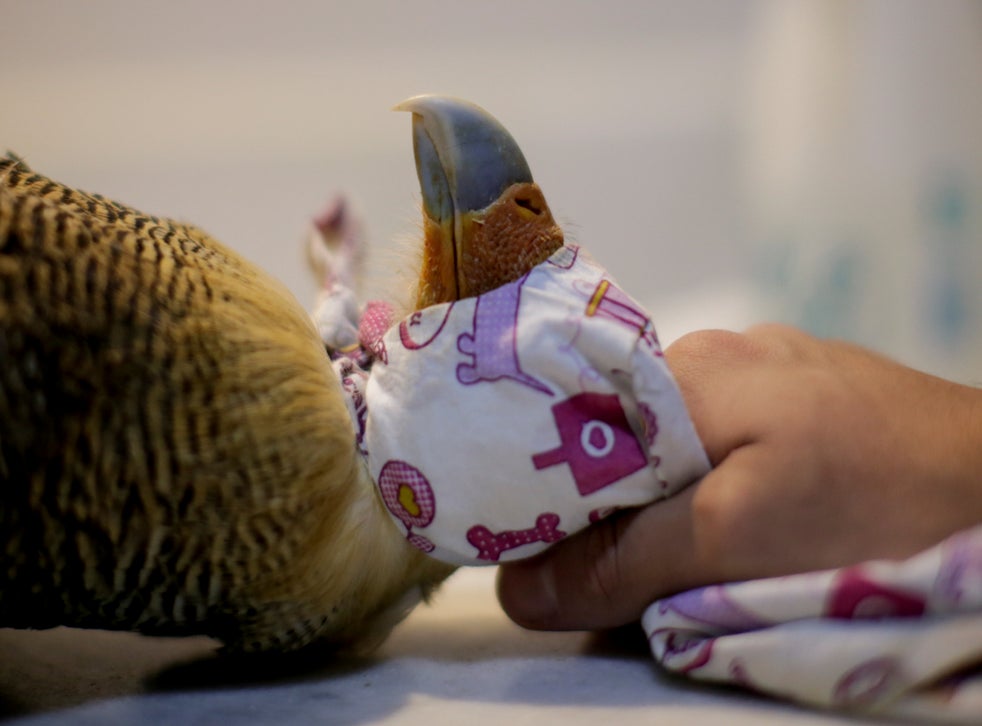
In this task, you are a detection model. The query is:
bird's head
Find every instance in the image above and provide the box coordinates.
[395,95,565,308]
[302,98,566,654]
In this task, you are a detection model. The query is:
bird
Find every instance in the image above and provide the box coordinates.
[0,96,564,653]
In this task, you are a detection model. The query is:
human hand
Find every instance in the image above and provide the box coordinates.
[497,324,982,631]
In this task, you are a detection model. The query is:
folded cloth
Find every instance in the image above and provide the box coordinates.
[354,244,709,565]
[643,524,982,722]
[312,235,980,721]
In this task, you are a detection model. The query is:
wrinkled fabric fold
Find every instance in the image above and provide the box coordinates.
[642,524,982,722]
[361,245,710,565]
[313,241,981,721]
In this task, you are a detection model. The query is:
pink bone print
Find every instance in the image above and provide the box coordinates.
[467,513,567,562]
[532,392,648,496]
[456,273,552,394]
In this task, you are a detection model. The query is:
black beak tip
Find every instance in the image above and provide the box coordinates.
[396,95,533,219]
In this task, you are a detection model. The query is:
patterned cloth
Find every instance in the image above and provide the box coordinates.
[333,245,709,565]
[643,524,982,722]
[313,240,982,721]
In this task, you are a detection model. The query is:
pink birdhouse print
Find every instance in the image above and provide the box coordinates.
[532,392,648,496]
[377,460,436,553]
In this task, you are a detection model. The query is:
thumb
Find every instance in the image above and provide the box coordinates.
[496,486,708,631]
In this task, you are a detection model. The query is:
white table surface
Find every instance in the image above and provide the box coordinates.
[0,568,880,726]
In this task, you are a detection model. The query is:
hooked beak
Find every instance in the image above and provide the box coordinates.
[395,95,562,307]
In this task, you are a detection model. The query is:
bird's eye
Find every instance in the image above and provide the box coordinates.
[514,196,542,216]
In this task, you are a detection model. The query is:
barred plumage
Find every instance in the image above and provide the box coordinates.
[0,155,450,652]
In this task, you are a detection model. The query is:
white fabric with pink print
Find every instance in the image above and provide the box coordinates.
[312,232,982,723]
[644,525,982,721]
[356,244,710,566]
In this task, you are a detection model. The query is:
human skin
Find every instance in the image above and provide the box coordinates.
[497,324,982,631]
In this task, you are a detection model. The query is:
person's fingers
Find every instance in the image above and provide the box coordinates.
[496,331,770,632]
[663,329,774,465]
[664,326,828,465]
[497,326,849,632]
[501,323,982,635]
[682,443,835,581]
[496,444,813,632]
[496,485,714,631]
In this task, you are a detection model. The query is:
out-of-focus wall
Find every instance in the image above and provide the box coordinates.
[744,0,982,382]
[0,0,754,305]
[2,1,979,379]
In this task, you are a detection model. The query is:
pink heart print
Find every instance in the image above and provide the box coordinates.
[377,460,437,553]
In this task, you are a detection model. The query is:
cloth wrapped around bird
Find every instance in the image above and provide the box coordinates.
[313,237,982,723]
[316,242,709,566]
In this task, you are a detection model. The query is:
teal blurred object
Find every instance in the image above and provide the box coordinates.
[744,0,982,383]
[927,179,971,348]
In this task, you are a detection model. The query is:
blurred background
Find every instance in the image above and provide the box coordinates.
[1,0,980,381]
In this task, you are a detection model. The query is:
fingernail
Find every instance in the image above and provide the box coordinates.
[497,559,560,629]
